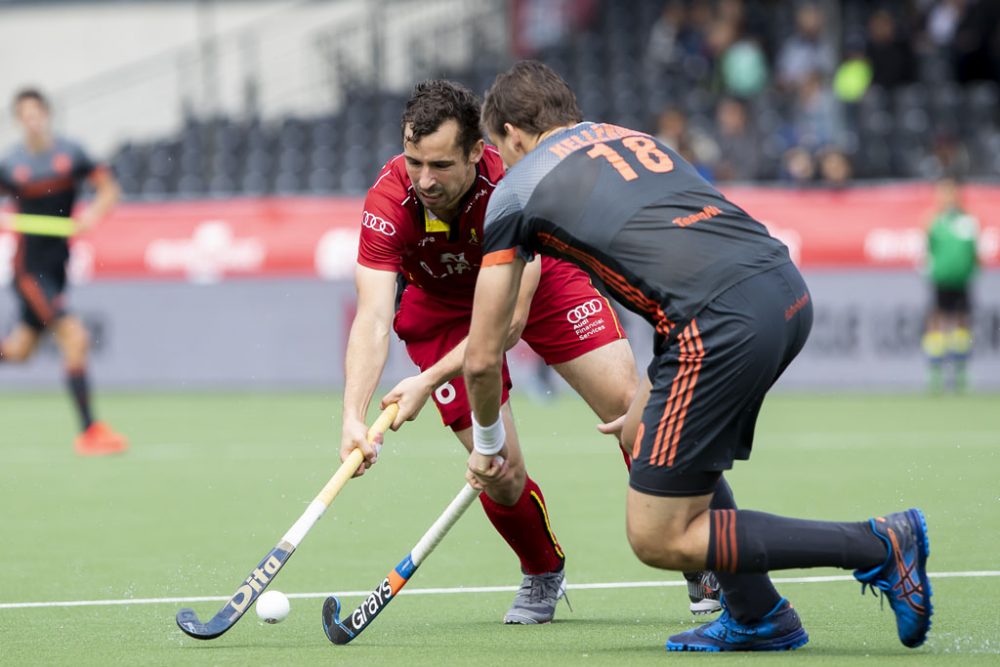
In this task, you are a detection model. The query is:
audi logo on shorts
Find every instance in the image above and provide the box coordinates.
[566,299,604,324]
[362,211,397,236]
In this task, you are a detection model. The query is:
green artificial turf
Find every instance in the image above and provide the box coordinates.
[1,392,997,665]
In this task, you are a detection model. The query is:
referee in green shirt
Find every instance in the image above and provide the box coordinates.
[922,176,979,393]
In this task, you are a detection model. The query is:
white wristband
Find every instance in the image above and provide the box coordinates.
[471,414,506,456]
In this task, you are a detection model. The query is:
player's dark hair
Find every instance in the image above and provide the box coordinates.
[12,88,49,113]
[482,60,582,139]
[401,80,482,157]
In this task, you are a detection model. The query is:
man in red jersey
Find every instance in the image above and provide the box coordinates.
[340,80,642,624]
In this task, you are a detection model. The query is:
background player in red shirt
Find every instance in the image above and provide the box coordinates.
[0,89,126,455]
[341,80,642,624]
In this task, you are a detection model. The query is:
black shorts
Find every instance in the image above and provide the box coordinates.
[629,262,813,497]
[14,266,68,331]
[934,286,970,315]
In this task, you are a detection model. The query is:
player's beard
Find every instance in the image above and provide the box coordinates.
[419,188,459,219]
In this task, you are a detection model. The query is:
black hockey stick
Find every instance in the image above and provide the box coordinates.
[322,481,480,644]
[176,405,397,639]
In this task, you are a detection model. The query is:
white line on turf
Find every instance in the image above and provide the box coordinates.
[1,570,997,611]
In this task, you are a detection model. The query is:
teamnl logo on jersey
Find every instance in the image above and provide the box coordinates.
[362,211,396,236]
[567,298,608,341]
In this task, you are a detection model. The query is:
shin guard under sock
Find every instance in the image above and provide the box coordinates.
[709,477,782,624]
[480,476,565,575]
[708,509,887,574]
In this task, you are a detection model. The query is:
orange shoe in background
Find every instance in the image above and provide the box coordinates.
[74,422,129,456]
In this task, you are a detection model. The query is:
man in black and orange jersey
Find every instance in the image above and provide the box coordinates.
[0,89,127,455]
[464,61,932,652]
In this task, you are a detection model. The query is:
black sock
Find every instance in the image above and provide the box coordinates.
[709,477,783,624]
[67,368,94,431]
[708,509,887,574]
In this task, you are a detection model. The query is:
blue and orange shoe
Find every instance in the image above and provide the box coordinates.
[665,597,809,652]
[854,508,933,648]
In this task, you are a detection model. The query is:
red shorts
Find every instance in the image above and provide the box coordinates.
[393,257,626,431]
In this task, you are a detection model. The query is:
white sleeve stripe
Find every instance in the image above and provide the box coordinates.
[370,155,404,191]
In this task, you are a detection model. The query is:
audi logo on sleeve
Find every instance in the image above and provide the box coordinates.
[362,211,397,236]
[566,298,604,324]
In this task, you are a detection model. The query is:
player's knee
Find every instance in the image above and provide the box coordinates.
[627,524,690,571]
[75,322,91,351]
[60,318,90,354]
[0,341,29,362]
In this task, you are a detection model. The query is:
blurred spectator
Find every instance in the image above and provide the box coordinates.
[791,70,844,151]
[926,130,972,177]
[925,0,963,51]
[776,3,836,88]
[716,0,744,26]
[951,0,1000,83]
[645,0,687,72]
[720,34,769,98]
[712,0,768,98]
[833,33,873,103]
[866,8,915,89]
[782,146,816,185]
[713,97,760,181]
[511,0,599,57]
[818,146,853,188]
[645,0,713,83]
[705,16,739,74]
[655,106,719,180]
[686,0,716,52]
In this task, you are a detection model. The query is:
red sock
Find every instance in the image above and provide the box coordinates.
[479,475,564,575]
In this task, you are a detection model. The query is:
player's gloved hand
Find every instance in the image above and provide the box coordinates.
[341,417,381,477]
[466,451,508,490]
[381,373,435,430]
[596,413,627,447]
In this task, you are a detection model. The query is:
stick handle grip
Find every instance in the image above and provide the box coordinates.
[411,483,480,565]
[366,403,399,441]
[316,403,399,507]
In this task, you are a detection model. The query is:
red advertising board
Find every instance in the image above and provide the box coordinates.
[727,182,999,269]
[1,184,997,283]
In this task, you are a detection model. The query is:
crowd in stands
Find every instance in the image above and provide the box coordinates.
[108,0,1000,199]
[638,0,1000,185]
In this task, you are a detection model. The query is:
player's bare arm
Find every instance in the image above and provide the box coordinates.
[464,257,525,485]
[381,256,541,427]
[76,167,120,232]
[341,264,398,475]
[504,254,540,348]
